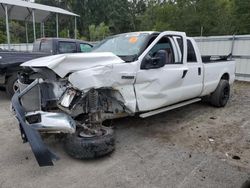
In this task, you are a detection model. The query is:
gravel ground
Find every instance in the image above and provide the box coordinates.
[0,81,250,188]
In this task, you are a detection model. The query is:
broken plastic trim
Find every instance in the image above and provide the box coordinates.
[12,91,59,167]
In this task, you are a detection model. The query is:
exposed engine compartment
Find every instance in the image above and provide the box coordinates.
[18,67,129,135]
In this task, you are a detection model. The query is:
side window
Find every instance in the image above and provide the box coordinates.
[58,42,77,53]
[40,39,53,53]
[176,38,183,53]
[176,37,184,62]
[80,43,92,52]
[187,40,197,62]
[147,36,175,64]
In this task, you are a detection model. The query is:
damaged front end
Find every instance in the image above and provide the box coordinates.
[12,67,128,166]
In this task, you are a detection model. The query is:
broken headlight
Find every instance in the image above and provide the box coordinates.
[59,88,77,108]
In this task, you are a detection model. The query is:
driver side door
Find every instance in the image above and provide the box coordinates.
[134,32,188,112]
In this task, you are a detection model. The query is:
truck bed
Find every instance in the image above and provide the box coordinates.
[0,51,49,69]
[201,59,235,96]
[202,55,232,63]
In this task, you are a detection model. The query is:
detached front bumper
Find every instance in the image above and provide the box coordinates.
[12,92,58,166]
[11,79,76,167]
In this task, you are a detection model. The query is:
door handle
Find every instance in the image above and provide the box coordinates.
[198,67,201,75]
[182,70,188,79]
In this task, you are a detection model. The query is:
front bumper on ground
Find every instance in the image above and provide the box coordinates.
[11,78,76,167]
[12,92,59,166]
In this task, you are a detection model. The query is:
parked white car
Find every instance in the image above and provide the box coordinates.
[12,31,235,166]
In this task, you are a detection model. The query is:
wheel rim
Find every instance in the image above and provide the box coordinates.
[78,128,107,138]
[221,86,230,104]
[13,80,19,93]
[79,131,96,138]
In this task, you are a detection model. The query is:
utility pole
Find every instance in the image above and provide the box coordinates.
[200,26,203,37]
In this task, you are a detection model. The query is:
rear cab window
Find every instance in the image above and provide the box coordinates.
[176,37,184,62]
[175,38,198,63]
[187,39,197,62]
[58,41,77,53]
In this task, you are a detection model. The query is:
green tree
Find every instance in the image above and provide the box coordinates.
[234,0,250,34]
[139,0,235,36]
[89,22,110,41]
[0,19,6,43]
[2,0,250,44]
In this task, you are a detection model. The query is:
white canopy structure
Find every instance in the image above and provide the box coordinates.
[0,0,80,50]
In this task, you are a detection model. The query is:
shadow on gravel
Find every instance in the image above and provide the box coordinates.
[113,101,208,131]
[242,179,250,188]
[0,88,8,101]
[0,86,5,91]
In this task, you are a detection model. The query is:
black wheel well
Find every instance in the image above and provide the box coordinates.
[221,73,229,81]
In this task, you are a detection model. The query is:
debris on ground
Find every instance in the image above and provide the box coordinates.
[232,155,241,160]
[208,136,215,143]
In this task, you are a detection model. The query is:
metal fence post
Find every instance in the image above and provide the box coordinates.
[56,13,59,38]
[74,16,77,39]
[42,22,45,37]
[5,4,10,50]
[32,9,36,41]
[25,22,29,51]
[230,34,236,60]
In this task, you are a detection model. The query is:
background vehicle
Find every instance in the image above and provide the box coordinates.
[11,31,235,166]
[0,38,93,97]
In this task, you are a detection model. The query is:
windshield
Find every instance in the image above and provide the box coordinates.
[92,33,150,60]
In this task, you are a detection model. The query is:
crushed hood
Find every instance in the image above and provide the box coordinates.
[21,52,125,78]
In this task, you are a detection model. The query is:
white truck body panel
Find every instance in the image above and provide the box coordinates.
[201,61,235,96]
[21,31,236,114]
[134,31,188,111]
[190,37,235,97]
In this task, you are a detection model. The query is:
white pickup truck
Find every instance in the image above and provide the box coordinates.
[11,31,235,166]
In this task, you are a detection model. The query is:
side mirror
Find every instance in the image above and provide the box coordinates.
[141,50,166,70]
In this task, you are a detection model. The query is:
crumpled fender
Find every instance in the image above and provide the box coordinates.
[68,62,138,113]
[21,52,125,78]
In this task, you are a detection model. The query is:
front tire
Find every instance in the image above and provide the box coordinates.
[64,126,115,159]
[6,74,19,97]
[210,80,230,107]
